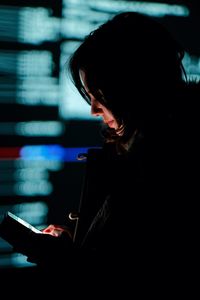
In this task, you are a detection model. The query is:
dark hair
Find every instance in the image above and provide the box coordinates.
[68,11,186,146]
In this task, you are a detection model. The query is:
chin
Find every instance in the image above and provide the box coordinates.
[107,120,117,129]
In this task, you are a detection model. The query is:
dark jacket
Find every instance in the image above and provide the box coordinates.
[14,81,199,288]
[74,81,200,270]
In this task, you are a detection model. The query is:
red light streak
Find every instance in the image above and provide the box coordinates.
[0,147,21,159]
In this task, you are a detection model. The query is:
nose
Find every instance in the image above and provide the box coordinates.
[91,99,103,116]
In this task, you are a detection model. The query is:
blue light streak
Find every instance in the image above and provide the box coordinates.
[20,145,95,162]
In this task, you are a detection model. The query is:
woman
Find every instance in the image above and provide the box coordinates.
[66,11,199,256]
[15,12,200,280]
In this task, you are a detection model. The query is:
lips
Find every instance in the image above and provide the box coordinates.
[107,120,115,128]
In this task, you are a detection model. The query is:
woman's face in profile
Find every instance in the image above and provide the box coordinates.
[79,70,119,130]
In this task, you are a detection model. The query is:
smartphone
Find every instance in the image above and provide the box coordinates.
[6,211,41,234]
[0,211,43,250]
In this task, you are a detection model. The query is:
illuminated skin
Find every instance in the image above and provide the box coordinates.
[42,224,72,238]
[79,70,119,130]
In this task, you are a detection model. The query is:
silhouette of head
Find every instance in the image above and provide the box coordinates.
[69,12,186,143]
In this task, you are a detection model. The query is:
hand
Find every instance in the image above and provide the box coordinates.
[13,226,73,266]
[42,224,73,239]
